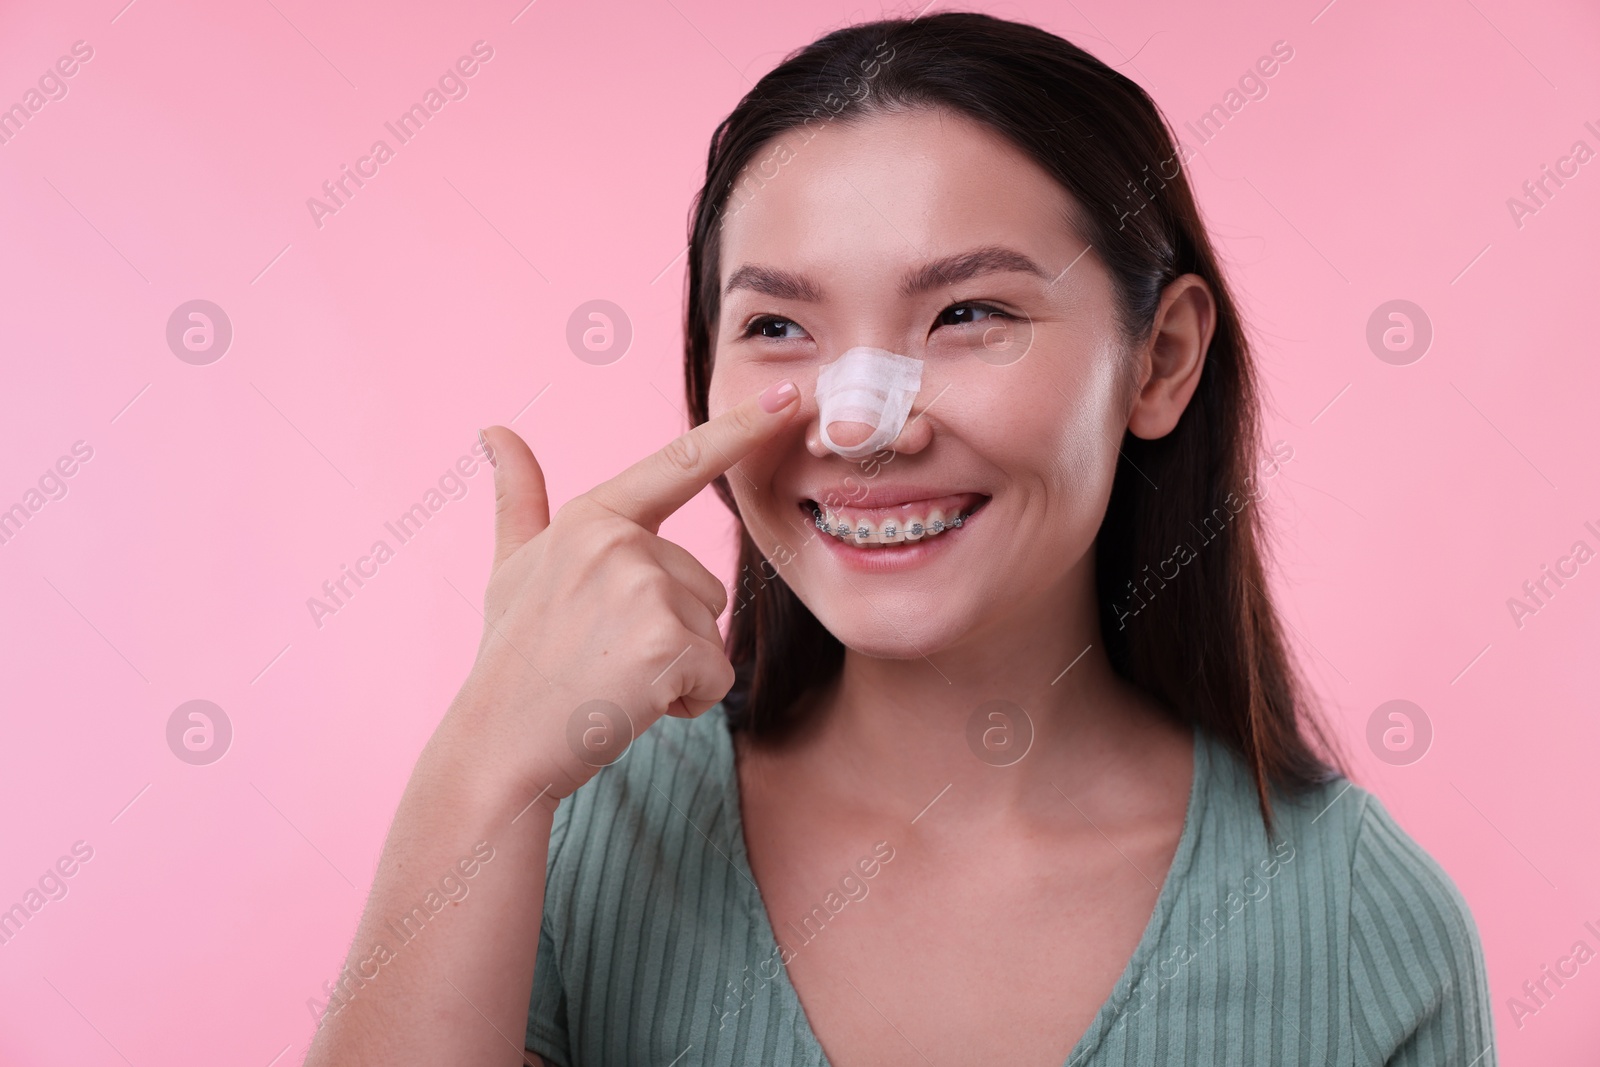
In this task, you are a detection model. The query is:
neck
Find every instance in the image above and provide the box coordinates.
[798,561,1164,822]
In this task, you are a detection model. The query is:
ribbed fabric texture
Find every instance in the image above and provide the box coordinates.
[526,706,1495,1065]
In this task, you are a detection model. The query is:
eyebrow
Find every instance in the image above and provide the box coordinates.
[721,245,1052,301]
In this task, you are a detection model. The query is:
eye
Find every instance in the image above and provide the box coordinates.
[936,302,1008,329]
[739,315,810,341]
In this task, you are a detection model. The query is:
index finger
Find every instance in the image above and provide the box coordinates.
[585,379,800,531]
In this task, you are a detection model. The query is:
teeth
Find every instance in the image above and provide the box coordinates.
[812,503,973,546]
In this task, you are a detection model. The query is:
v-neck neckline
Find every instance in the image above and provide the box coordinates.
[716,709,1212,1067]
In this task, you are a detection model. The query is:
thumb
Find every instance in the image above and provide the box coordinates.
[481,425,550,570]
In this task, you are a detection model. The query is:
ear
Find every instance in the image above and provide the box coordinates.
[1126,274,1216,440]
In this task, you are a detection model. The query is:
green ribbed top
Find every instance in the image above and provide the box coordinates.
[526,705,1495,1065]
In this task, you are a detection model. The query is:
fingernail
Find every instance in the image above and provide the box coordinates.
[759,379,799,413]
[478,428,497,469]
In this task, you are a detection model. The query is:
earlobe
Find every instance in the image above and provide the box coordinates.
[1126,274,1215,440]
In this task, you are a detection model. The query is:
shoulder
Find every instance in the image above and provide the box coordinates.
[1261,754,1488,980]
[1196,729,1482,926]
[1338,791,1497,1063]
[1195,733,1496,1062]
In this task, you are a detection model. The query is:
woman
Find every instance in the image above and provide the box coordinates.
[304,11,1494,1066]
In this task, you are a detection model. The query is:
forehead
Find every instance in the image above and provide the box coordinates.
[717,107,1081,285]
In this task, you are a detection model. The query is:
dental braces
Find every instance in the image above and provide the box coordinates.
[811,507,967,540]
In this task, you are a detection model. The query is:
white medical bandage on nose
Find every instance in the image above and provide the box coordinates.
[814,346,924,460]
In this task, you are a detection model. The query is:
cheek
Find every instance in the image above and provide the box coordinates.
[1035,348,1127,453]
[966,360,1124,517]
[708,355,782,420]
[735,432,795,496]
[709,368,787,519]
[1042,395,1120,499]
[956,373,1095,469]
[707,360,733,420]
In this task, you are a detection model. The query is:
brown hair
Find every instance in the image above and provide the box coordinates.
[681,10,1346,829]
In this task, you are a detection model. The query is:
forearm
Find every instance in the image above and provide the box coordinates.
[303,693,560,1067]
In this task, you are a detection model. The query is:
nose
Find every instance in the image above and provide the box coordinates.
[803,387,934,458]
[803,344,933,460]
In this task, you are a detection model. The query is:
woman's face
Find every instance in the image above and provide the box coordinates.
[707,106,1142,659]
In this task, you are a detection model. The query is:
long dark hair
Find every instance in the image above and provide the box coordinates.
[681,10,1346,828]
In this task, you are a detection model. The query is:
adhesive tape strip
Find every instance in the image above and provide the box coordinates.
[815,346,924,460]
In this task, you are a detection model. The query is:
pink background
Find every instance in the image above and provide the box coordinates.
[2,0,1597,1062]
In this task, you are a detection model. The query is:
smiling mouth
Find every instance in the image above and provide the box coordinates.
[800,492,990,547]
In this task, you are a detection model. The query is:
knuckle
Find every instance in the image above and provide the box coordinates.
[646,631,692,675]
[561,494,608,521]
[559,510,633,557]
[661,432,703,476]
[687,602,720,644]
[592,519,637,557]
[727,401,761,438]
[711,651,735,689]
[493,478,517,514]
[624,565,671,603]
[550,497,587,529]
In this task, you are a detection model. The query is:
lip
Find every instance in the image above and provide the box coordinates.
[796,493,988,573]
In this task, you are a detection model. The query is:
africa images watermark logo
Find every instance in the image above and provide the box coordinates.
[0,841,96,949]
[305,41,495,229]
[0,440,94,548]
[1505,118,1600,231]
[305,841,496,1029]
[713,840,896,1031]
[1110,440,1294,629]
[304,435,493,629]
[0,39,94,147]
[1505,518,1600,631]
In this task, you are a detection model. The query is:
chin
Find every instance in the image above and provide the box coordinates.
[802,596,975,661]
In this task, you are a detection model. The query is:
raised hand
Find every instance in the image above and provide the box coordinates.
[458,378,800,800]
